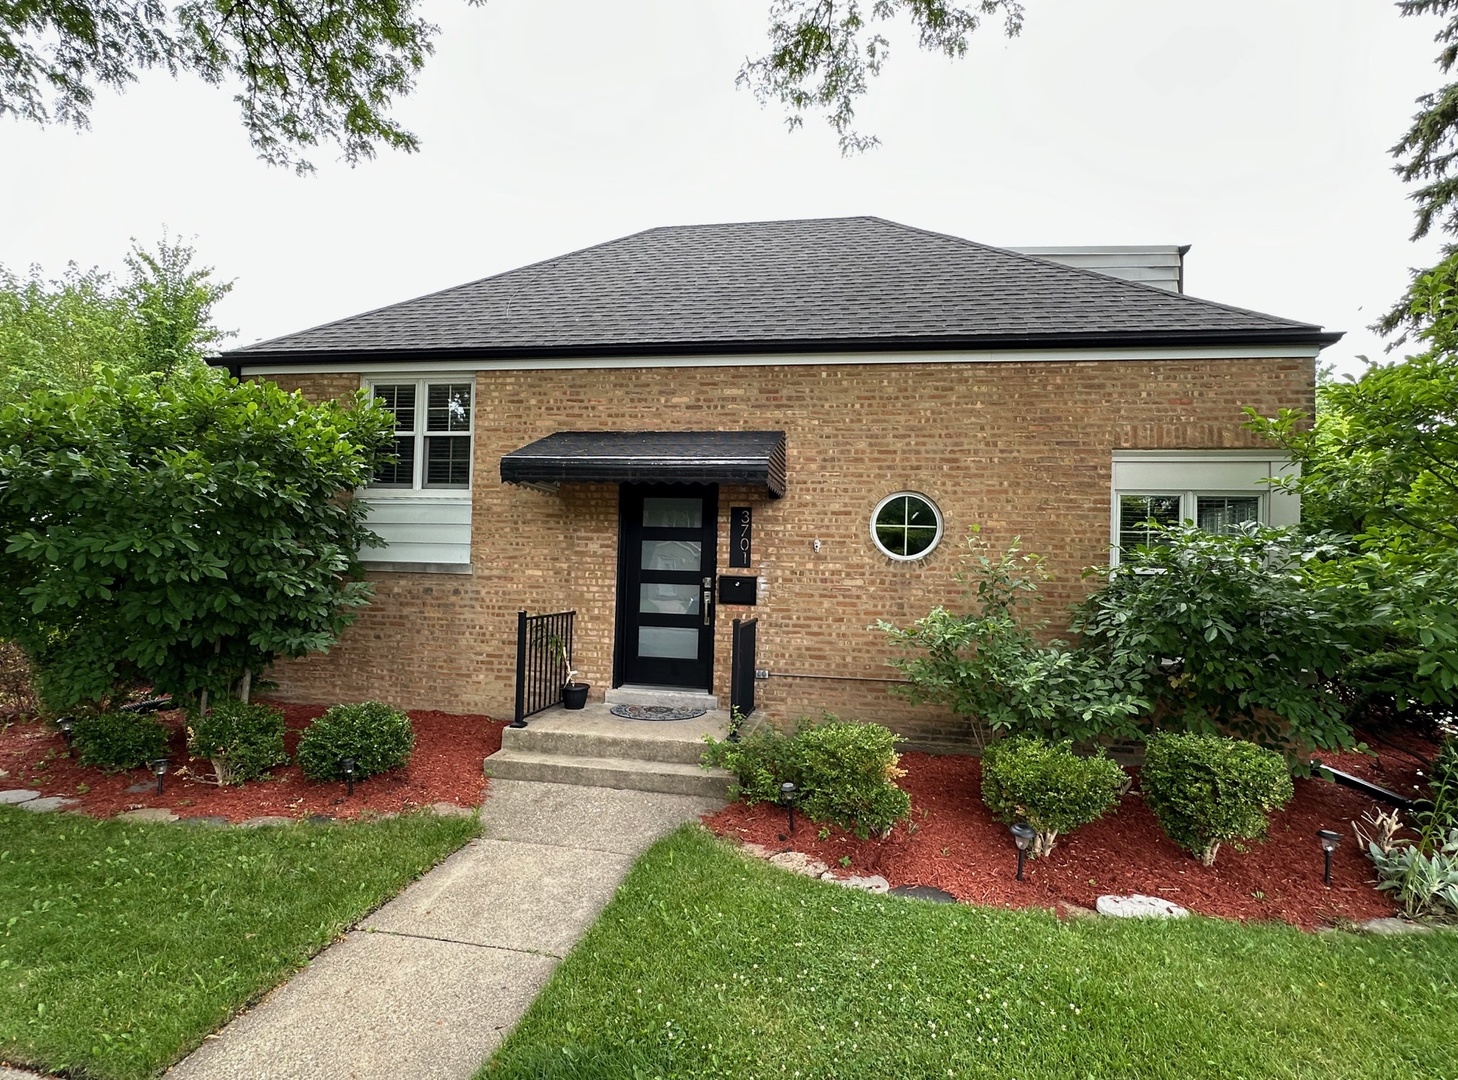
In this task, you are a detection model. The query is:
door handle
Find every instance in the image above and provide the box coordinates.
[702,577,713,626]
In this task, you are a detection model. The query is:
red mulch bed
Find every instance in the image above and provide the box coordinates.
[1312,731,1438,803]
[703,752,1409,930]
[0,702,506,824]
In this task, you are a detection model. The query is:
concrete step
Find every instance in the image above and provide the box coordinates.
[484,749,735,800]
[604,685,720,711]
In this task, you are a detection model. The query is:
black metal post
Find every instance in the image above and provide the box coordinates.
[1323,848,1333,886]
[512,609,529,728]
[1016,848,1026,882]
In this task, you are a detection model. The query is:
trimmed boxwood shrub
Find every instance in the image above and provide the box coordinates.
[980,735,1127,858]
[1141,732,1294,866]
[296,701,414,782]
[703,715,911,838]
[187,699,289,785]
[71,710,169,773]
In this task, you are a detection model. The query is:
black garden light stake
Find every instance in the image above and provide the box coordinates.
[780,781,798,835]
[341,757,358,798]
[1317,829,1342,886]
[1010,822,1036,882]
[56,717,75,750]
[149,758,168,796]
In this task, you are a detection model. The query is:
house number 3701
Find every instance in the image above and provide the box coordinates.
[730,507,752,568]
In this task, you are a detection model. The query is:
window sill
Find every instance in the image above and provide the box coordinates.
[359,561,472,575]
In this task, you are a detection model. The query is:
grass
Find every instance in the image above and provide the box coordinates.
[484,825,1458,1080]
[0,806,477,1079]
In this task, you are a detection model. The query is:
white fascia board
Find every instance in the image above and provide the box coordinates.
[237,343,1321,378]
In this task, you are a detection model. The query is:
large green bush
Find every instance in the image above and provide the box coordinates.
[879,531,1146,749]
[187,699,288,785]
[704,716,911,838]
[71,710,170,773]
[1076,524,1354,760]
[980,736,1127,858]
[296,701,414,782]
[1140,733,1294,866]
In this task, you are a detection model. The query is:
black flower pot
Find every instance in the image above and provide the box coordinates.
[562,682,590,710]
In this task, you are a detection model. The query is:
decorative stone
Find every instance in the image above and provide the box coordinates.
[183,816,230,827]
[239,816,295,828]
[117,808,179,823]
[1056,900,1099,920]
[767,850,830,878]
[1095,894,1189,919]
[740,842,775,859]
[0,789,40,805]
[1357,916,1435,936]
[828,873,891,894]
[889,884,956,903]
[17,796,78,813]
[306,813,335,824]
[430,802,475,818]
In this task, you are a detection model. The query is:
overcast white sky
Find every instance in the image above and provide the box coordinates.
[0,0,1449,376]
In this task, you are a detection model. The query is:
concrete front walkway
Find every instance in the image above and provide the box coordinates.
[165,781,723,1080]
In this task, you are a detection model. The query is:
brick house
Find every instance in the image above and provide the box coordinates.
[223,217,1339,750]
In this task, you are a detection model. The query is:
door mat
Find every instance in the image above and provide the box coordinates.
[609,704,707,721]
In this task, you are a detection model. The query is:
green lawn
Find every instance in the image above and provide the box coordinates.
[484,826,1458,1080]
[0,807,477,1079]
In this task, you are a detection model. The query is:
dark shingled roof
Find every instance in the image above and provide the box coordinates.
[230,216,1339,363]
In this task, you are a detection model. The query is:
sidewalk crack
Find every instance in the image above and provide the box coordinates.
[364,928,563,960]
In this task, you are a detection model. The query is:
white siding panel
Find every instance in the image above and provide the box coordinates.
[359,496,471,566]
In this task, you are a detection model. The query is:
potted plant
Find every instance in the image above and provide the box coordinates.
[556,638,590,709]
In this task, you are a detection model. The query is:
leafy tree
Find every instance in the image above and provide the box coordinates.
[2,0,1025,170]
[741,0,1025,153]
[0,235,231,397]
[0,374,395,712]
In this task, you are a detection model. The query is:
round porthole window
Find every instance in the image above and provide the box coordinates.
[871,492,943,561]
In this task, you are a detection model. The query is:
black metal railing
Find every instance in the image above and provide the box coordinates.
[513,609,575,728]
[730,617,758,722]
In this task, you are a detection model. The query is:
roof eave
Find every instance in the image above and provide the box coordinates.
[218,327,1343,372]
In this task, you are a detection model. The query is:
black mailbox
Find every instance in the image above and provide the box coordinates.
[718,575,758,606]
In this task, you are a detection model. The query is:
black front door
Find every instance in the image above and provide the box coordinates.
[616,483,717,689]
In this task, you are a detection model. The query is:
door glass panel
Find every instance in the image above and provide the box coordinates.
[641,540,701,571]
[643,497,702,528]
[639,583,700,614]
[639,626,700,659]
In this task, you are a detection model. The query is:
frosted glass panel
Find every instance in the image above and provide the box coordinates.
[641,540,701,571]
[639,627,700,659]
[643,497,702,528]
[640,583,700,614]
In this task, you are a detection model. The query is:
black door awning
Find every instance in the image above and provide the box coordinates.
[500,430,786,498]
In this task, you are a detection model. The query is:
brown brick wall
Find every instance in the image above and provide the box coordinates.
[260,356,1314,748]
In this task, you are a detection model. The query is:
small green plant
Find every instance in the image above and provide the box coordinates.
[979,735,1127,858]
[838,855,852,868]
[1140,733,1294,866]
[296,701,414,782]
[704,715,911,838]
[187,698,289,785]
[1368,829,1458,919]
[70,710,169,773]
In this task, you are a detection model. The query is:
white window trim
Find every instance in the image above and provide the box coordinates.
[363,376,475,498]
[1109,451,1297,566]
[870,491,944,562]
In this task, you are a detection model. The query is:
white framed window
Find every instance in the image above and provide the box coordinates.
[367,379,474,491]
[871,492,944,561]
[1110,451,1298,564]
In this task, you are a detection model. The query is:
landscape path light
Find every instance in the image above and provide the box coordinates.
[1317,829,1342,886]
[341,757,358,798]
[1010,822,1036,882]
[149,758,169,796]
[780,781,798,835]
[56,717,75,750]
